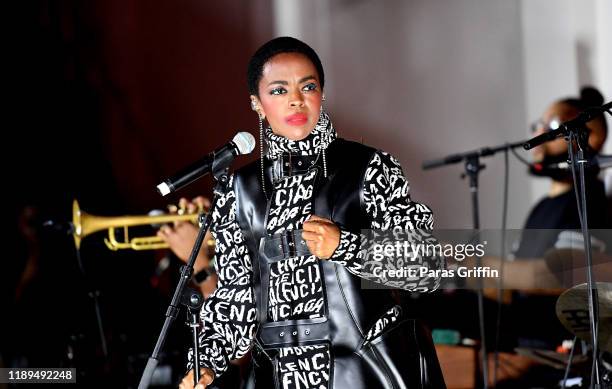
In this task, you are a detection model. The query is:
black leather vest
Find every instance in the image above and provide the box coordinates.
[233,138,445,389]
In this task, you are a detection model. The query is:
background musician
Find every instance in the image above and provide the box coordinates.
[157,196,218,299]
[484,86,609,388]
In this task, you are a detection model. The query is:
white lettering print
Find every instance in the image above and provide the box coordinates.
[196,143,444,387]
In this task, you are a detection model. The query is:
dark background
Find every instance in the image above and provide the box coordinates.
[4,1,272,387]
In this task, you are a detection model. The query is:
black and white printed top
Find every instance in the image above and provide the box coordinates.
[189,112,440,388]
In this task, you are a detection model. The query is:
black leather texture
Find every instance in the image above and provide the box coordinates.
[234,138,446,389]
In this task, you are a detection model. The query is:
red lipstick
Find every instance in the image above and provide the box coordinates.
[285,113,308,126]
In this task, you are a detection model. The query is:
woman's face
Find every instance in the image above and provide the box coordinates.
[252,52,323,141]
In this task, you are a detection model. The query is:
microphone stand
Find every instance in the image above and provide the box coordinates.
[523,102,612,151]
[574,134,601,389]
[182,288,205,385]
[464,155,489,389]
[524,101,612,388]
[423,140,526,389]
[137,168,230,389]
[422,140,526,170]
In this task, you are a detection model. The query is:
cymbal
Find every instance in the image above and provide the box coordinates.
[555,282,612,353]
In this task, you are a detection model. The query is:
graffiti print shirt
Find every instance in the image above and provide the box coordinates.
[189,113,441,388]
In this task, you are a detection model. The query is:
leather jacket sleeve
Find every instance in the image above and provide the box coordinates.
[329,151,444,292]
[187,174,257,376]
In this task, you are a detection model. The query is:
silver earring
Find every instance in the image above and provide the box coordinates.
[320,95,326,115]
[258,115,269,200]
[251,101,257,111]
[322,149,328,178]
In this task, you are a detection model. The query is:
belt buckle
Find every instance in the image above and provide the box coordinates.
[281,230,297,258]
[272,153,293,183]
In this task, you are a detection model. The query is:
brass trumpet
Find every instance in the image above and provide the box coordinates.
[72,199,208,251]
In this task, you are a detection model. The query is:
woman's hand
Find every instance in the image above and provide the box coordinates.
[302,215,340,259]
[179,368,215,389]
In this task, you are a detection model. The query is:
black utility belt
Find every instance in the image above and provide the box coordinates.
[257,317,330,348]
[261,229,312,261]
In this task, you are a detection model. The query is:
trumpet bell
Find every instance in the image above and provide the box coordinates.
[71,199,207,251]
[73,199,84,249]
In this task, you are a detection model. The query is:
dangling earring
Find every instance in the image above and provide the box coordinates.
[250,99,269,199]
[320,94,326,116]
[320,94,328,177]
[258,113,269,200]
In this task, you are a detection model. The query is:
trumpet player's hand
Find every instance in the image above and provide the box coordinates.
[157,197,212,271]
[302,215,340,260]
[179,367,215,389]
[178,196,211,216]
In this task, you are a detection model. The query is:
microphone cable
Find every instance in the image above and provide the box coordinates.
[567,131,600,387]
[492,146,510,388]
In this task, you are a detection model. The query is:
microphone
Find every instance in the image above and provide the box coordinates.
[534,155,612,171]
[156,132,256,196]
[524,101,612,150]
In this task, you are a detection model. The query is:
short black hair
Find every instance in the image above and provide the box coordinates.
[247,36,325,97]
[560,86,608,134]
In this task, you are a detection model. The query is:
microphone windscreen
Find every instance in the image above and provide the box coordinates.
[233,132,256,155]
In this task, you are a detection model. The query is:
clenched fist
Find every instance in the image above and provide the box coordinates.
[302,215,340,260]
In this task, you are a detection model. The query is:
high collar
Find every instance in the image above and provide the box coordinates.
[265,111,337,159]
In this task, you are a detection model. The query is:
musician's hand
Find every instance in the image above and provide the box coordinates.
[158,196,213,272]
[177,196,211,216]
[302,215,340,260]
[166,197,211,221]
[179,367,214,389]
